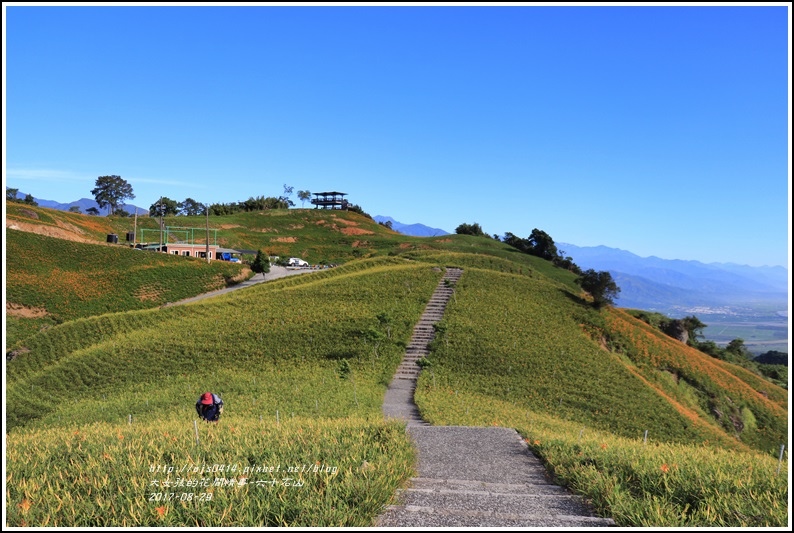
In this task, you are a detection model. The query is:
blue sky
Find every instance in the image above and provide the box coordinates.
[3,3,791,267]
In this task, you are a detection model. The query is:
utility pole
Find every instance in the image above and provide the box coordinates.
[158,196,164,252]
[205,202,210,263]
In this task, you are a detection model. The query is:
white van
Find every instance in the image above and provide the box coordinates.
[288,257,309,267]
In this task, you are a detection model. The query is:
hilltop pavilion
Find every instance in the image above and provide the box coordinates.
[311,191,349,210]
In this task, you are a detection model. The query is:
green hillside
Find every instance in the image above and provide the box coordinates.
[5,201,566,267]
[4,204,789,527]
[5,229,248,346]
[412,261,787,452]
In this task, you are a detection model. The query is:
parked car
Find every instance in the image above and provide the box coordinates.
[288,257,309,267]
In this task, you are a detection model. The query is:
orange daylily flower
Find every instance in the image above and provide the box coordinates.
[18,499,32,513]
[155,505,167,518]
[660,463,670,473]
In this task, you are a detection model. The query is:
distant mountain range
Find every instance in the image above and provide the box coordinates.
[374,216,788,317]
[373,215,450,237]
[7,189,148,216]
[557,243,788,316]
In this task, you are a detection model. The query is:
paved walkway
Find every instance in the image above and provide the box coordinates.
[378,267,615,527]
[166,265,313,306]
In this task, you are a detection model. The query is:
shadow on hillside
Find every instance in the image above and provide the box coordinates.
[324,350,357,361]
[558,288,589,307]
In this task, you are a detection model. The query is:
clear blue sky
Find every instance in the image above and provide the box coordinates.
[3,3,791,267]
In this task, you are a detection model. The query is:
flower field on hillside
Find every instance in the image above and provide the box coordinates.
[6,416,414,527]
[6,229,245,333]
[6,259,443,526]
[415,267,766,450]
[7,259,442,430]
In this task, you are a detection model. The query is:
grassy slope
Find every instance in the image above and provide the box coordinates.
[6,257,442,429]
[6,200,552,266]
[5,257,442,526]
[6,202,121,241]
[5,229,248,346]
[410,261,788,526]
[413,263,787,455]
[6,416,416,527]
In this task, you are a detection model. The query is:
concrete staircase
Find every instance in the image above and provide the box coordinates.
[377,427,615,527]
[378,266,615,527]
[382,267,462,426]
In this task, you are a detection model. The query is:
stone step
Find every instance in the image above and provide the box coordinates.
[392,490,603,519]
[407,477,565,494]
[376,505,615,528]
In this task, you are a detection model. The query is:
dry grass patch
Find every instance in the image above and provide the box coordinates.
[228,267,253,283]
[336,219,359,226]
[55,220,88,235]
[134,285,166,302]
[6,220,97,244]
[6,302,49,318]
[340,227,374,236]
